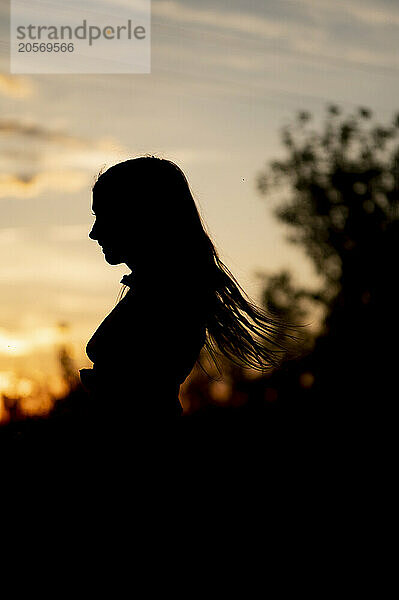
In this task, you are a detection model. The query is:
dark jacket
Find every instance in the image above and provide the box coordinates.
[79,272,207,421]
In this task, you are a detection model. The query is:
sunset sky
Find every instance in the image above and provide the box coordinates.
[1,0,399,410]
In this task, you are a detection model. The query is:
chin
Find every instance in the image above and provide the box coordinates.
[104,251,123,265]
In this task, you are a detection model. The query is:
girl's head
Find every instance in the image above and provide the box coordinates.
[90,157,210,271]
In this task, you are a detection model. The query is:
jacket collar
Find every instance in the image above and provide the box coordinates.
[120,272,135,287]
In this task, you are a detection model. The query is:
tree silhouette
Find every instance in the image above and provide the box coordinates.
[257,105,399,419]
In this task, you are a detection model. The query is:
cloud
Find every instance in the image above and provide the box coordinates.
[0,74,34,98]
[150,0,399,73]
[0,118,126,198]
[0,118,95,146]
[152,0,320,40]
[152,0,399,32]
[301,0,399,26]
[0,170,90,199]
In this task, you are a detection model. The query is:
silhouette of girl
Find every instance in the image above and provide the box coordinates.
[79,157,285,421]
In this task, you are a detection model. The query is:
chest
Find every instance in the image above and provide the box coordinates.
[86,293,135,364]
[86,291,207,370]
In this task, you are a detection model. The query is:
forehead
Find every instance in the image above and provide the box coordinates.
[91,189,126,221]
[92,186,108,212]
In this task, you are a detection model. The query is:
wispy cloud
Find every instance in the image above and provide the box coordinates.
[153,0,322,41]
[0,118,126,198]
[153,0,399,32]
[151,0,399,71]
[0,170,89,199]
[0,118,115,147]
[301,0,399,26]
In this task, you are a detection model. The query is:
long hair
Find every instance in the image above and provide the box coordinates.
[93,156,292,373]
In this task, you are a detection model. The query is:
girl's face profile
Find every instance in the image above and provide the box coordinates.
[89,189,128,265]
[89,165,174,269]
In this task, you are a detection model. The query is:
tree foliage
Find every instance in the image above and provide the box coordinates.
[258,104,399,316]
[257,105,399,409]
